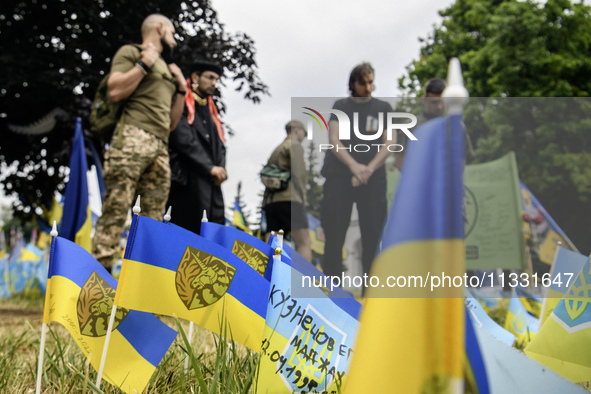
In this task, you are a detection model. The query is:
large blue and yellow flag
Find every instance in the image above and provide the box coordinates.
[258,248,361,393]
[345,115,469,393]
[44,236,177,393]
[525,256,591,382]
[201,221,274,278]
[115,215,269,351]
[60,117,92,251]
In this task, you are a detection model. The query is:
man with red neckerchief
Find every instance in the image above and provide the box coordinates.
[167,60,227,234]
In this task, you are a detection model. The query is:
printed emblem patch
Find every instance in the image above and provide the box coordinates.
[232,240,269,276]
[77,272,129,337]
[175,246,236,310]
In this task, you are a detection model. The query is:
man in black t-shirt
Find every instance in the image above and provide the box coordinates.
[320,62,395,280]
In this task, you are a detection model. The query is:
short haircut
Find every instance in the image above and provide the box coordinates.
[348,62,374,95]
[285,120,305,134]
[141,14,172,38]
[424,78,446,96]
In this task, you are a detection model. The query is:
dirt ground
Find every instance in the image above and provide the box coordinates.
[0,303,43,332]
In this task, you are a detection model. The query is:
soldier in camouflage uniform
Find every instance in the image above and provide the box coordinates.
[92,14,187,270]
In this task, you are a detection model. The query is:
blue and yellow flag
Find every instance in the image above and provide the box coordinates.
[44,236,177,393]
[258,249,361,393]
[0,259,9,298]
[0,229,9,298]
[0,226,6,259]
[232,199,251,234]
[201,221,274,278]
[6,239,31,295]
[268,233,292,255]
[115,215,269,351]
[464,307,490,394]
[345,115,468,393]
[13,243,45,296]
[515,286,543,319]
[541,247,587,326]
[8,231,25,263]
[525,256,591,382]
[0,234,10,297]
[466,290,516,346]
[60,118,92,252]
[504,295,539,347]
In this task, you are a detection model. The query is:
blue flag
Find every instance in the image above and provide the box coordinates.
[201,221,274,277]
[345,114,488,393]
[115,215,270,351]
[44,236,177,393]
[60,117,92,251]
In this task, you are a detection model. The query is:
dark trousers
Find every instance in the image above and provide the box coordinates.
[167,179,224,235]
[320,172,387,278]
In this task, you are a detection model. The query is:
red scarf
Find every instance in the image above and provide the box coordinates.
[184,78,225,145]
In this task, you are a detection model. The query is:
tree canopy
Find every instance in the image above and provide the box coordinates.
[0,0,268,220]
[399,0,591,254]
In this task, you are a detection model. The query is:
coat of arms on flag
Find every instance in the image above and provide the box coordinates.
[175,246,236,310]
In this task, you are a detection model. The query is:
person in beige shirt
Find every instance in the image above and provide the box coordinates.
[263,120,312,262]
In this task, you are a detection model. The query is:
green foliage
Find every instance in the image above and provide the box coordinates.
[0,0,268,221]
[0,299,260,392]
[400,0,591,97]
[485,297,508,328]
[400,0,591,253]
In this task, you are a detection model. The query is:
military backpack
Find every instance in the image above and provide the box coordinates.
[89,44,142,150]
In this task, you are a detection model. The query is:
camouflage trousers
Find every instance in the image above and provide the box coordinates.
[92,124,171,269]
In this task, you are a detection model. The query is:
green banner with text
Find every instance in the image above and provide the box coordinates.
[464,152,526,270]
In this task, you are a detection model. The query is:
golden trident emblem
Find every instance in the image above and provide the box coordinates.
[565,269,591,321]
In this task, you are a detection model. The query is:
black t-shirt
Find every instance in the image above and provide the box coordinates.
[321,97,393,176]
